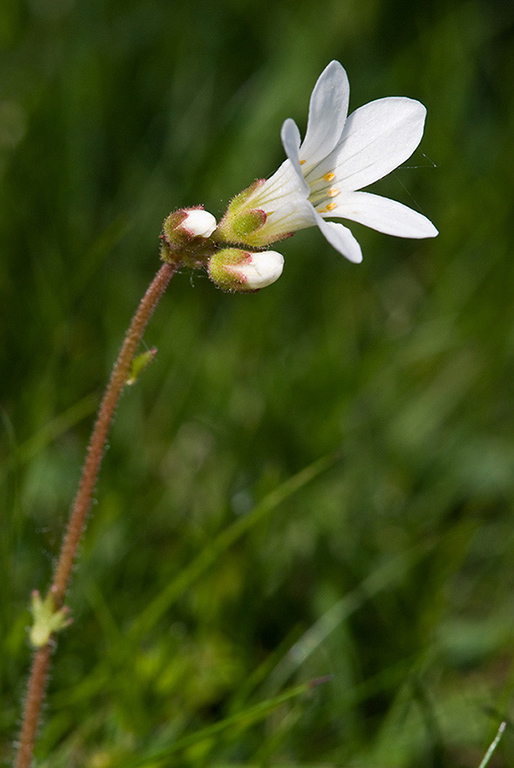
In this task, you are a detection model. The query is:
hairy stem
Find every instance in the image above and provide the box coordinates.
[15,259,178,768]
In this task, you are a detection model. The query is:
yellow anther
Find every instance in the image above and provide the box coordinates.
[326,202,337,211]
[300,160,306,165]
[327,187,340,198]
[322,172,335,182]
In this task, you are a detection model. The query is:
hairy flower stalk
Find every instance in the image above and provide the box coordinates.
[16,61,437,768]
[15,260,179,768]
[16,205,224,767]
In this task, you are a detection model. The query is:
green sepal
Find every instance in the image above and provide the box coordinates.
[231,209,267,238]
[162,210,188,244]
[228,179,265,212]
[208,248,252,293]
[216,208,268,247]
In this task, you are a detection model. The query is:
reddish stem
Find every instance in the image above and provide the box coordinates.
[15,260,177,768]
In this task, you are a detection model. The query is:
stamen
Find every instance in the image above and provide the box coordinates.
[327,187,340,198]
[322,172,335,182]
[300,160,306,165]
[326,202,337,211]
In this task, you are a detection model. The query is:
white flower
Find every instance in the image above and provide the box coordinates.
[208,248,284,292]
[223,61,437,263]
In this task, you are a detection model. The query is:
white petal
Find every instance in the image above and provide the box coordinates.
[299,61,350,167]
[183,209,217,237]
[268,197,317,233]
[280,119,310,195]
[330,97,427,192]
[244,250,284,289]
[313,210,363,263]
[252,159,306,212]
[331,191,438,238]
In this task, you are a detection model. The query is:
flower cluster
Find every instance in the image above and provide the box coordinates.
[160,207,283,292]
[161,61,437,292]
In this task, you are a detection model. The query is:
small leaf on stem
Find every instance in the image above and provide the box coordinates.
[29,590,72,648]
[127,347,158,386]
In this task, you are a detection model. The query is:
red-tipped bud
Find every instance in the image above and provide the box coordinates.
[208,248,284,293]
[162,207,217,248]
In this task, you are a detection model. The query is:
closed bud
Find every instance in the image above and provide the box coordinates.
[181,208,217,238]
[161,207,218,266]
[163,207,217,248]
[208,248,284,293]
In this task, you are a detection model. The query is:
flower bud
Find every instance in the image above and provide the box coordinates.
[162,207,217,248]
[208,248,284,293]
[181,208,217,238]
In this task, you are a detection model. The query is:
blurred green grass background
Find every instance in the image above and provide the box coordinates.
[1,0,514,765]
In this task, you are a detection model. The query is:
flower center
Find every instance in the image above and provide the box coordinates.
[303,168,341,213]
